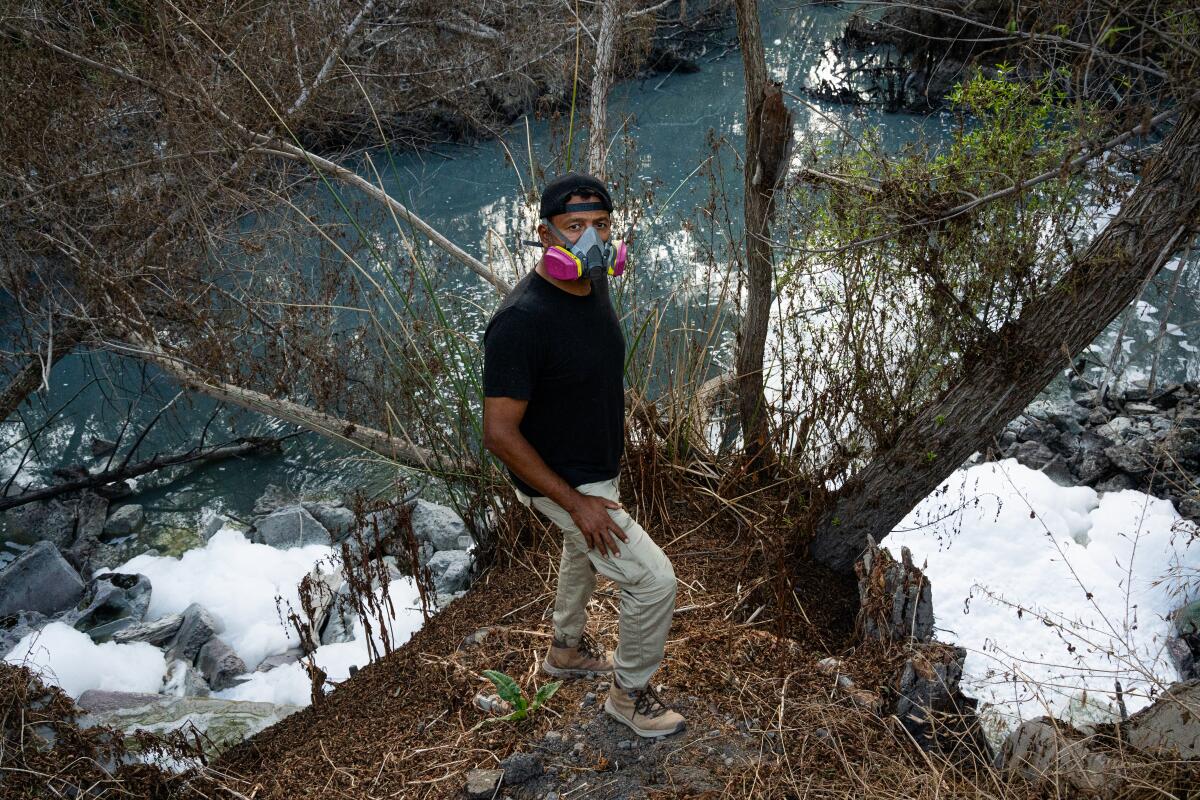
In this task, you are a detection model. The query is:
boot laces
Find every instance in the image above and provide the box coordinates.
[632,684,671,719]
[576,631,603,661]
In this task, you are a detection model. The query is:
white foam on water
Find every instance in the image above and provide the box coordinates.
[215,581,426,707]
[888,459,1198,734]
[108,528,336,671]
[4,623,166,698]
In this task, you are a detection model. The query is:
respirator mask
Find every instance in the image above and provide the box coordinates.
[541,220,627,282]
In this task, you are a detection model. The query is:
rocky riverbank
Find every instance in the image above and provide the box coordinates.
[1,486,483,754]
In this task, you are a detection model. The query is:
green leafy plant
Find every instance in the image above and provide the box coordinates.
[480,670,561,723]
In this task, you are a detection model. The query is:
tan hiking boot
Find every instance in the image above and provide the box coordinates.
[604,681,686,738]
[542,632,614,678]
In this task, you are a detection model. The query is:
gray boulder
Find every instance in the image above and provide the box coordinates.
[163,659,210,697]
[1041,455,1074,486]
[319,595,356,646]
[1014,440,1055,471]
[1104,440,1156,474]
[0,610,47,656]
[252,484,292,516]
[1096,473,1137,492]
[198,510,234,541]
[113,612,184,647]
[62,573,152,641]
[102,504,144,538]
[197,637,247,691]
[999,717,1117,796]
[252,505,330,549]
[303,502,356,539]
[426,550,472,594]
[1124,680,1200,758]
[0,541,85,618]
[256,648,304,672]
[1096,416,1133,441]
[411,500,468,551]
[1071,451,1111,485]
[76,691,300,756]
[166,603,220,663]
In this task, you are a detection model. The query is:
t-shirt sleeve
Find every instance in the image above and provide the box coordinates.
[483,309,540,400]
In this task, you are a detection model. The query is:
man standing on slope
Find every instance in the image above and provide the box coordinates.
[481,173,685,738]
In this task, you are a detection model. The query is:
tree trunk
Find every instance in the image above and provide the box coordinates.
[115,333,466,473]
[587,0,621,178]
[809,107,1200,574]
[0,319,88,421]
[733,0,792,469]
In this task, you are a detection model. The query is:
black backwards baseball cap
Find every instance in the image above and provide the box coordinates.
[539,172,613,219]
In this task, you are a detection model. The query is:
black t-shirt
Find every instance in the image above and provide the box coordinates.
[483,270,625,496]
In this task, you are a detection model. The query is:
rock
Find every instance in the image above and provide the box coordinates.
[1096,473,1137,492]
[410,500,468,551]
[1167,637,1197,681]
[319,593,356,646]
[1040,455,1074,486]
[1074,389,1102,409]
[1124,680,1200,758]
[1124,402,1159,416]
[0,609,47,656]
[112,612,183,646]
[816,657,842,675]
[0,541,85,618]
[200,512,228,540]
[854,537,933,643]
[1150,384,1183,409]
[90,438,118,458]
[500,751,543,785]
[163,659,210,697]
[465,768,504,799]
[426,550,472,594]
[417,541,435,568]
[102,504,144,538]
[999,717,1117,796]
[256,648,304,672]
[1096,416,1133,440]
[1014,440,1055,471]
[197,637,247,691]
[1104,440,1156,474]
[166,603,220,663]
[62,572,152,641]
[1086,408,1110,426]
[1071,451,1111,485]
[304,502,356,539]
[6,491,110,551]
[252,505,330,549]
[76,689,162,713]
[253,484,292,515]
[1123,386,1151,403]
[77,691,300,755]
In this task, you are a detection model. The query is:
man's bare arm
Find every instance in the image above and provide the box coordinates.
[483,396,628,556]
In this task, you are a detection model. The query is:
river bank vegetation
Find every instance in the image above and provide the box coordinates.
[2,0,1199,796]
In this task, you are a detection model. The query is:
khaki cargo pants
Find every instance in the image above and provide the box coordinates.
[515,477,676,690]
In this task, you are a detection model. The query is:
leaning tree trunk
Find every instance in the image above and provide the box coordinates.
[810,106,1200,574]
[733,0,792,469]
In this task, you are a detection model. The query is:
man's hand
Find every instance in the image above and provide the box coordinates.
[568,493,629,557]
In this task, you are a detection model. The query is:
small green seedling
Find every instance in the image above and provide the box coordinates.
[480,670,561,722]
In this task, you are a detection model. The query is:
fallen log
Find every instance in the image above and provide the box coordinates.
[0,437,283,511]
